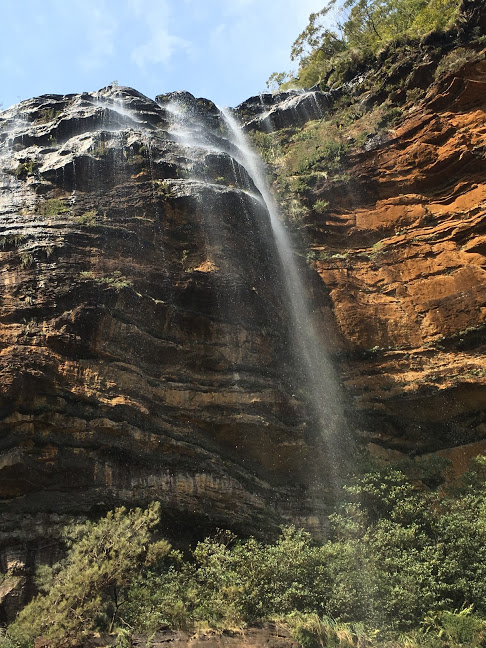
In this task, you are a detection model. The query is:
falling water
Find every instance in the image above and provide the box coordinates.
[102,88,350,487]
[220,107,348,472]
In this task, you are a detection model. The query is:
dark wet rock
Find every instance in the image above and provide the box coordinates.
[0,85,337,620]
[156,90,223,132]
[237,90,339,132]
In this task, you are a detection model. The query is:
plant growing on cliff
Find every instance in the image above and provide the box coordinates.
[35,107,62,124]
[268,0,461,90]
[37,198,69,218]
[79,270,133,291]
[434,47,478,79]
[14,160,39,179]
[9,503,169,647]
[0,234,26,249]
[75,210,98,227]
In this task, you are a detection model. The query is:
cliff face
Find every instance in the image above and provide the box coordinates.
[316,64,486,455]
[1,3,486,620]
[241,40,486,462]
[0,88,338,619]
[312,56,486,458]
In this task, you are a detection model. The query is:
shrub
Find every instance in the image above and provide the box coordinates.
[75,210,98,227]
[434,48,477,79]
[314,199,329,214]
[9,503,168,647]
[37,198,69,218]
[14,160,39,179]
[8,461,486,646]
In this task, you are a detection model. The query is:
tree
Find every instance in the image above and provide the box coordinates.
[9,502,169,647]
[268,0,461,90]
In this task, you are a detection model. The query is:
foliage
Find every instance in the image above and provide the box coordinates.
[314,199,329,214]
[251,104,389,228]
[420,607,486,646]
[14,160,39,179]
[75,210,98,227]
[268,0,461,90]
[155,180,174,197]
[285,612,359,648]
[122,459,486,640]
[80,270,133,291]
[91,140,109,157]
[434,47,478,79]
[123,526,330,632]
[0,234,26,249]
[8,459,486,647]
[18,251,34,268]
[9,502,168,647]
[250,131,281,164]
[36,107,62,124]
[37,198,69,218]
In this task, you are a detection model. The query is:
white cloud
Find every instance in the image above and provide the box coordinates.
[129,0,192,68]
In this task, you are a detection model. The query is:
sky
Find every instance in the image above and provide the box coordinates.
[0,0,326,111]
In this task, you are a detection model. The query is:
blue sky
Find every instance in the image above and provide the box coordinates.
[0,0,326,110]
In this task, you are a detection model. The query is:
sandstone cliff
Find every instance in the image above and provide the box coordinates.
[1,0,486,622]
[0,88,333,620]
[239,2,486,467]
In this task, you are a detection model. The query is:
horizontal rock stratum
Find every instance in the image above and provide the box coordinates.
[0,87,341,619]
[1,37,486,619]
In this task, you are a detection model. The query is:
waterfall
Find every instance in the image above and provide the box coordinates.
[161,90,350,486]
[220,107,349,472]
[99,86,350,492]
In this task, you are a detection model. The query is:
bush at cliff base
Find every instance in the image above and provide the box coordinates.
[5,457,486,647]
[7,502,170,647]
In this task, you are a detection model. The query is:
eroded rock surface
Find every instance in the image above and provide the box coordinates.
[247,52,486,459]
[2,9,486,617]
[0,85,341,619]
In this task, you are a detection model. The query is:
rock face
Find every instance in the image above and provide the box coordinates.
[312,56,486,455]
[239,49,486,460]
[0,86,340,619]
[131,624,300,648]
[238,90,339,132]
[1,3,486,618]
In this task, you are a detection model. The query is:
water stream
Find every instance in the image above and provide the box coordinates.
[219,108,348,470]
[160,91,349,484]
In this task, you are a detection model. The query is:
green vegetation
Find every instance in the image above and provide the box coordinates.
[35,107,62,124]
[75,210,98,227]
[155,180,174,197]
[370,240,386,256]
[252,103,392,228]
[91,140,109,158]
[37,198,69,218]
[8,503,168,646]
[0,234,26,249]
[80,270,133,291]
[269,0,461,91]
[14,160,39,179]
[434,47,478,79]
[314,199,329,214]
[5,459,486,648]
[250,131,282,164]
[18,251,34,268]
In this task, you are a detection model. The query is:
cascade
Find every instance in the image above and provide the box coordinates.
[0,85,351,560]
[219,108,349,473]
[163,93,349,478]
